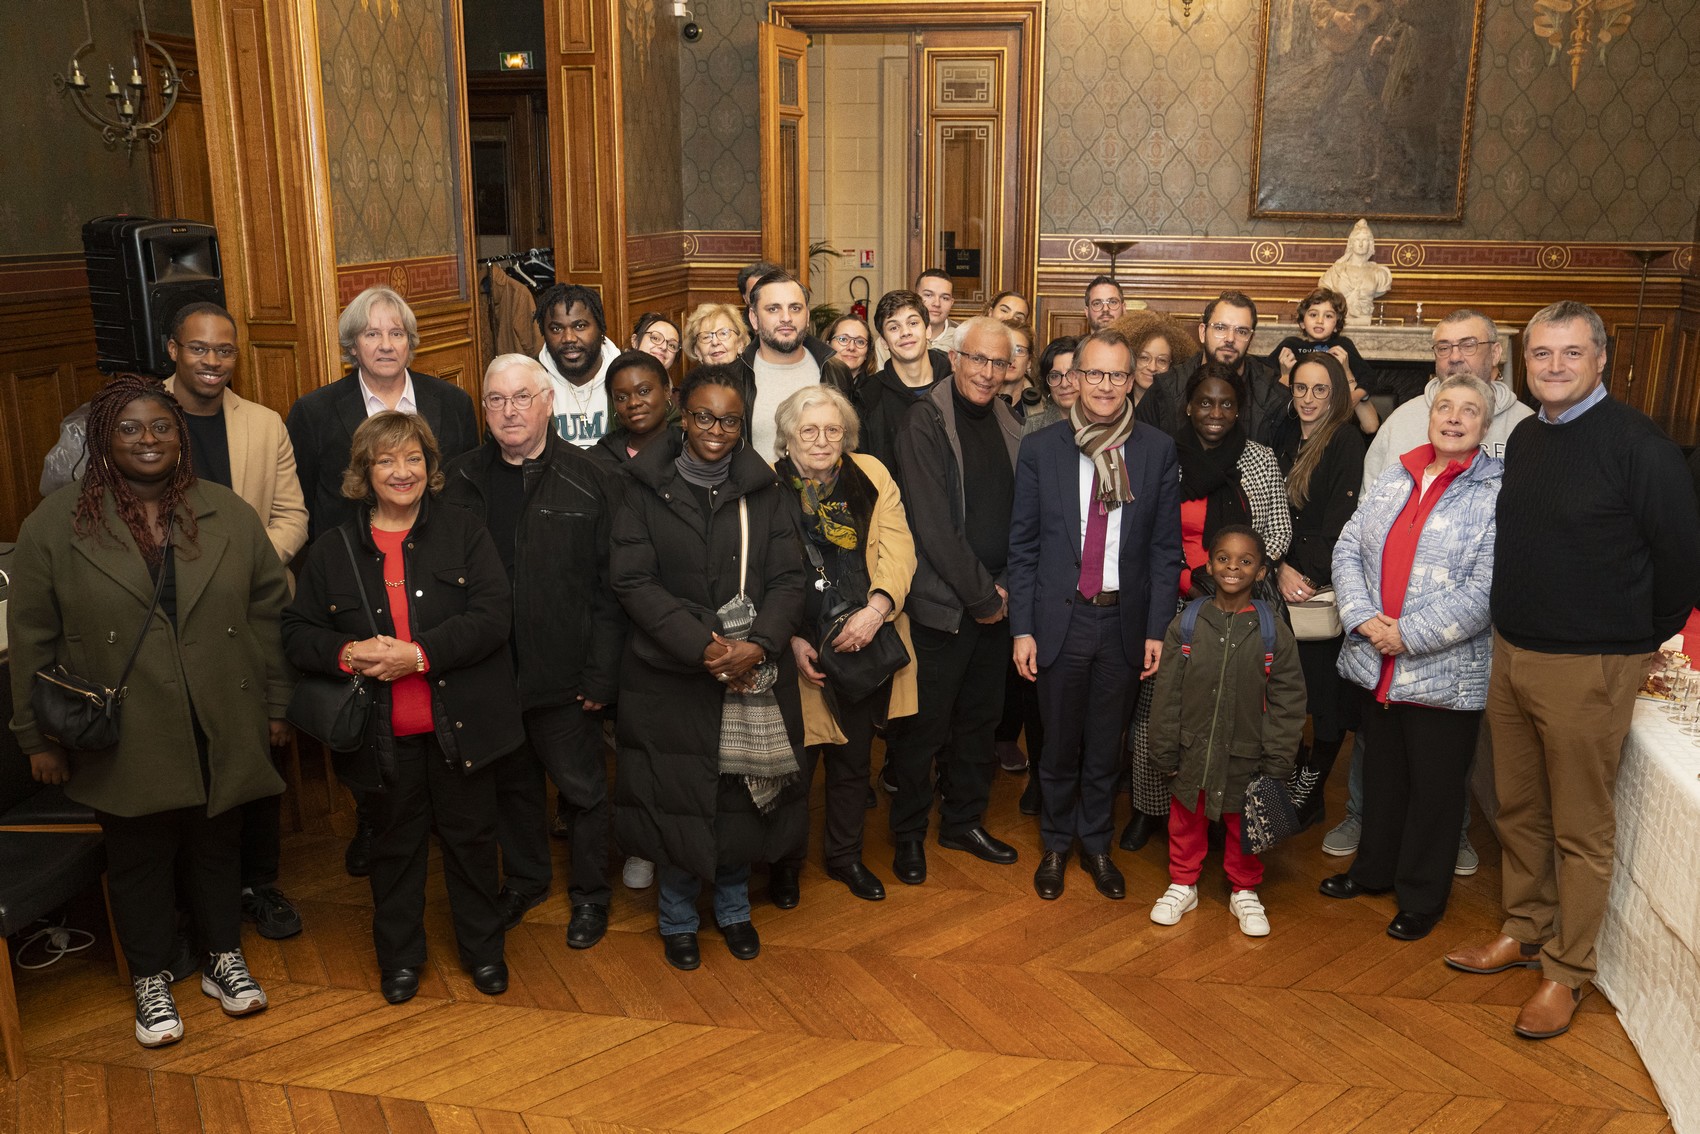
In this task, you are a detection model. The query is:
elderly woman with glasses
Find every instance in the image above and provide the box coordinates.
[771,384,917,901]
[682,302,750,368]
[610,364,805,970]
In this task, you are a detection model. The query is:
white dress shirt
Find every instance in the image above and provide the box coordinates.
[358,371,418,417]
[1078,449,1123,593]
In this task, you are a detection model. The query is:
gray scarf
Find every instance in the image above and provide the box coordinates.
[675,446,733,488]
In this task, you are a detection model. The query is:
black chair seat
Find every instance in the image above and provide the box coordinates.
[0,831,105,937]
[0,785,96,828]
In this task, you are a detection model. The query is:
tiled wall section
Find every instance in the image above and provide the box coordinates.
[682,0,1700,242]
[318,0,462,265]
[678,0,762,230]
[807,35,909,307]
[624,0,686,235]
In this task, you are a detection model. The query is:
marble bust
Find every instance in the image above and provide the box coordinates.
[1320,218,1393,328]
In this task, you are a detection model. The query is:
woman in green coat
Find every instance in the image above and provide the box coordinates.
[7,374,292,1050]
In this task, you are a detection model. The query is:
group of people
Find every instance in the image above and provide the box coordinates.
[8,261,1698,1053]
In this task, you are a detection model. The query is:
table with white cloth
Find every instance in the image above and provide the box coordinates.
[1596,699,1700,1132]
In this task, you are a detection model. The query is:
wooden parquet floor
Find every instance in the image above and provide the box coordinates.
[1,744,1675,1133]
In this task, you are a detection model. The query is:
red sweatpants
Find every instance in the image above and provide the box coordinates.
[1167,790,1264,890]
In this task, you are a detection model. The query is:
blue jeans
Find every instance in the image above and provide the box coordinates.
[656,863,752,934]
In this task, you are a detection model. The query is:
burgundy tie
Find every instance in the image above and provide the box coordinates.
[1079,471,1108,598]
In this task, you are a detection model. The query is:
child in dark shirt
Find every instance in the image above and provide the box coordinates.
[1268,287,1381,434]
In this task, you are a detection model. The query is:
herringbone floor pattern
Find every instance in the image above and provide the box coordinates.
[2,743,1674,1132]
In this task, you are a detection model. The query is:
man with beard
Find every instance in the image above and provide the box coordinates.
[1084,276,1130,331]
[1142,291,1283,444]
[164,301,309,943]
[536,283,621,448]
[734,271,855,463]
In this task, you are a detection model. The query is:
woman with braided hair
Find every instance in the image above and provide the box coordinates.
[7,374,293,1049]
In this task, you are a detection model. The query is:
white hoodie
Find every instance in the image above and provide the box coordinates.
[537,337,621,448]
[1361,375,1534,495]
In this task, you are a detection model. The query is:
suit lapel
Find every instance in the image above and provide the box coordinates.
[172,493,229,624]
[334,373,367,448]
[73,498,161,610]
[222,389,252,502]
[1055,433,1082,566]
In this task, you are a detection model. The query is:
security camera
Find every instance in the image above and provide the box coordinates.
[682,21,702,41]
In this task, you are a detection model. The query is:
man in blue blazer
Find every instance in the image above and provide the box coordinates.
[1008,329,1182,900]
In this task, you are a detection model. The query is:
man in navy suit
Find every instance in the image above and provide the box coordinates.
[1008,329,1182,900]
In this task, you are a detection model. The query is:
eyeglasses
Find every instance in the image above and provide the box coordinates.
[796,424,844,443]
[1207,322,1254,341]
[641,330,681,354]
[831,334,868,350]
[115,419,179,438]
[1011,343,1029,358]
[1087,298,1123,312]
[1045,368,1076,386]
[1069,369,1132,388]
[482,390,539,412]
[687,409,743,433]
[1136,352,1169,371]
[177,342,237,360]
[1291,382,1331,400]
[1433,337,1490,357]
[957,351,1012,375]
[695,328,736,344]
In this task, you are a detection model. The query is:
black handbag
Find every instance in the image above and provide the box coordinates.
[30,516,172,752]
[286,528,380,753]
[802,540,909,707]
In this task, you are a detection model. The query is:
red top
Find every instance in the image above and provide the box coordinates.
[371,526,434,737]
[1179,496,1208,597]
[1374,444,1474,702]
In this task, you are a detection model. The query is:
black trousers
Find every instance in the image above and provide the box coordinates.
[1037,602,1139,855]
[995,659,1045,762]
[98,804,242,976]
[784,686,887,870]
[885,619,1009,841]
[1351,695,1482,917]
[498,703,611,907]
[239,793,281,889]
[368,734,503,970]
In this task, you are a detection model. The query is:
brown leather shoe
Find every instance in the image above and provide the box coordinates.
[1514,979,1589,1040]
[1444,934,1543,975]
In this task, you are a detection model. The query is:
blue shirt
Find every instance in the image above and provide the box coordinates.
[1537,382,1607,425]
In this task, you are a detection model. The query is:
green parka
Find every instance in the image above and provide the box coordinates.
[1147,601,1306,821]
[7,482,291,818]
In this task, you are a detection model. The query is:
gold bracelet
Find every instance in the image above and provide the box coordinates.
[413,645,425,673]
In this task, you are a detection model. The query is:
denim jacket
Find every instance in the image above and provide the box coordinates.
[1332,449,1502,710]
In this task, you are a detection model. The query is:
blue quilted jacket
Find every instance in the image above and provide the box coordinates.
[1332,449,1503,710]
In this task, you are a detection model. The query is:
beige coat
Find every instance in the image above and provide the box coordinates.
[796,452,919,746]
[164,379,309,565]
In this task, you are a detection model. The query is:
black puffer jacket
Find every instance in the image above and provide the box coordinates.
[442,431,627,708]
[609,432,807,881]
[282,494,524,792]
[856,348,951,470]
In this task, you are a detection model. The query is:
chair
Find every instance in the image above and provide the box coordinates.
[0,660,127,1079]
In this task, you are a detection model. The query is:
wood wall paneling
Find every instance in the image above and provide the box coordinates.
[0,283,103,541]
[144,34,216,225]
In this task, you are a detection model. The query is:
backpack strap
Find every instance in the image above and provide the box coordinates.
[1250,599,1276,680]
[1177,597,1208,663]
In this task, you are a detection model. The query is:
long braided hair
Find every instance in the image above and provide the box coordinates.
[74,374,199,567]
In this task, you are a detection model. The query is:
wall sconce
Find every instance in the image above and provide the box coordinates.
[1168,0,1206,30]
[52,0,181,159]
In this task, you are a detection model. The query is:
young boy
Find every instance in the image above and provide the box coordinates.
[1269,288,1380,433]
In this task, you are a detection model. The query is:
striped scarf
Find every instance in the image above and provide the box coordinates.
[1070,398,1137,508]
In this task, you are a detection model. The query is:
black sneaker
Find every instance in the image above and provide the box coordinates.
[133,972,184,1047]
[201,949,268,1016]
[241,885,304,939]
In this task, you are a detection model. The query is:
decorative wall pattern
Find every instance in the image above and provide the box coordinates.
[318,0,461,265]
[623,0,685,234]
[1040,0,1700,240]
[678,0,762,229]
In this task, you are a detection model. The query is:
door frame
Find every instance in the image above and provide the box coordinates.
[766,0,1044,305]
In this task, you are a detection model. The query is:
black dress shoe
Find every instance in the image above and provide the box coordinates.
[469,962,508,995]
[864,784,878,810]
[1318,873,1390,900]
[1079,852,1126,900]
[345,823,375,878]
[498,887,545,932]
[826,862,886,901]
[938,826,1018,865]
[1118,812,1162,853]
[768,863,801,909]
[1033,850,1066,900]
[380,967,419,1004]
[1019,776,1042,817]
[662,932,700,971]
[1387,910,1442,941]
[566,903,609,949]
[893,840,927,885]
[716,920,761,960]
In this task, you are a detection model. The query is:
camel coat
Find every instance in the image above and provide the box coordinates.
[795,452,919,746]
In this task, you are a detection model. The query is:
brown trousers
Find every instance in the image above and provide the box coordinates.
[1486,632,1649,988]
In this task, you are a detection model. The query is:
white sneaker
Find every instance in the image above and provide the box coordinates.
[201,948,268,1015]
[1230,889,1270,937]
[133,972,184,1047]
[1150,883,1198,925]
[1454,836,1479,876]
[622,856,655,890]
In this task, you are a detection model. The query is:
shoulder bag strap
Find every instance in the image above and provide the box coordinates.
[736,496,750,598]
[336,526,384,639]
[113,513,174,697]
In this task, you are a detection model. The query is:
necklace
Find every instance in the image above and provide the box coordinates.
[370,508,409,586]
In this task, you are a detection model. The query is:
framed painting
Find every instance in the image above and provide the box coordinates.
[1250,0,1487,222]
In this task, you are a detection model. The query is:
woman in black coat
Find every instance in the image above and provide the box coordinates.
[1270,353,1366,829]
[610,365,805,972]
[283,412,523,1005]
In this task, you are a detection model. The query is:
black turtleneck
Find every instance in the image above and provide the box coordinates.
[953,387,1013,574]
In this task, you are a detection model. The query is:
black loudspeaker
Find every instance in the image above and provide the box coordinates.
[82,215,225,377]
